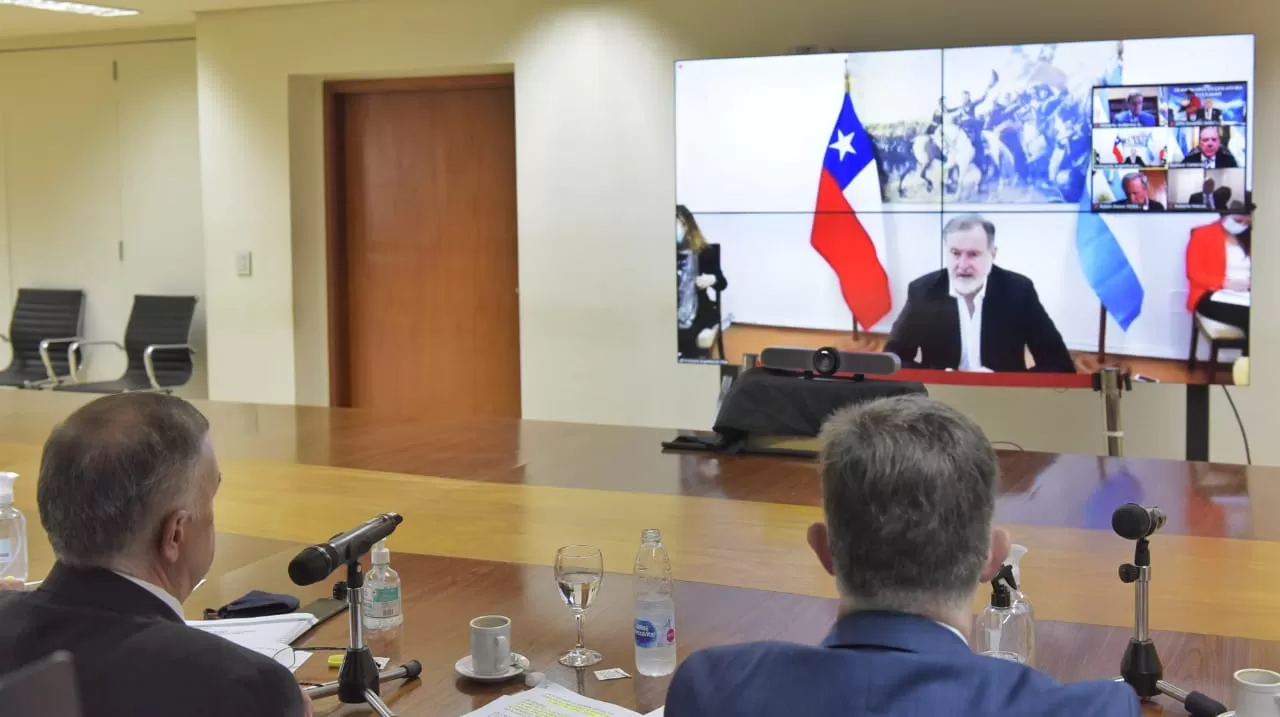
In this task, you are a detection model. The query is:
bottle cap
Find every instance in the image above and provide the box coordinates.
[371,539,390,565]
[990,564,1016,609]
[641,528,662,545]
[0,472,16,504]
[1006,544,1028,587]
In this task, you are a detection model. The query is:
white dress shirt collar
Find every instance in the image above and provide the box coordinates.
[112,571,185,620]
[935,620,969,646]
[949,279,987,371]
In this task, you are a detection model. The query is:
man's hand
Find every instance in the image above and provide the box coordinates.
[695,274,716,290]
[0,579,24,592]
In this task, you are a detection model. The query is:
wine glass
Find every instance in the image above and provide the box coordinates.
[554,545,604,667]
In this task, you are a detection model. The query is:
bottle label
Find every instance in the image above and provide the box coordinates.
[634,616,676,648]
[0,538,10,562]
[363,586,401,619]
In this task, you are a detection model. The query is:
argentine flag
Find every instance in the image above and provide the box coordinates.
[1077,61,1144,330]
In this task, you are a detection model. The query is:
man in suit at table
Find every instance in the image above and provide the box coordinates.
[0,393,311,717]
[665,396,1140,717]
[883,214,1075,373]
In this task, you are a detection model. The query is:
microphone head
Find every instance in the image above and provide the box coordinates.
[288,545,334,586]
[1112,502,1160,540]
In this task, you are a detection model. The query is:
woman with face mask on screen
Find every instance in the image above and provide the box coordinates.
[1186,193,1252,357]
[675,205,728,361]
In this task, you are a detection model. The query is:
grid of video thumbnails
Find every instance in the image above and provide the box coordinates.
[1090,82,1248,213]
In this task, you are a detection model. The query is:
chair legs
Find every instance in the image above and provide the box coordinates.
[1189,326,1199,371]
[1209,342,1220,373]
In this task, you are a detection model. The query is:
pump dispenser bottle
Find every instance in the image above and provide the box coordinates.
[976,564,1034,664]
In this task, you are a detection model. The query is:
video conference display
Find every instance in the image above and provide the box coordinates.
[674,35,1255,386]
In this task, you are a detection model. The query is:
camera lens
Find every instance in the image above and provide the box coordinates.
[813,347,839,376]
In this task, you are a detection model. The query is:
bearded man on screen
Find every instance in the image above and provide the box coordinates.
[883,214,1075,373]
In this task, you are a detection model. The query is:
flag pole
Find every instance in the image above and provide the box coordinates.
[844,55,862,340]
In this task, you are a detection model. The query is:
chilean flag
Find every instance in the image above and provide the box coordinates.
[1112,136,1125,163]
[810,86,891,330]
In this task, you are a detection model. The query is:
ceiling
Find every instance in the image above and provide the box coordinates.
[0,0,346,38]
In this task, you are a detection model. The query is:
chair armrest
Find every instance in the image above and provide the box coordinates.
[143,343,195,390]
[66,340,125,383]
[37,337,82,382]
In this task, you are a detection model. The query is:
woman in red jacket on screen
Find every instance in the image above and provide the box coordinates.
[1186,193,1252,355]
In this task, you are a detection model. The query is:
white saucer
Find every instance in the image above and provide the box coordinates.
[455,653,530,682]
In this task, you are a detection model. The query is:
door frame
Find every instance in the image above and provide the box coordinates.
[322,73,515,407]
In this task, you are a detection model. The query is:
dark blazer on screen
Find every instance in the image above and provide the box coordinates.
[883,265,1075,373]
[0,563,305,717]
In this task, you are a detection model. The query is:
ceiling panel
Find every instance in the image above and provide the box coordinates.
[0,0,348,38]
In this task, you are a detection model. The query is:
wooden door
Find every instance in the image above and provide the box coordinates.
[326,76,521,419]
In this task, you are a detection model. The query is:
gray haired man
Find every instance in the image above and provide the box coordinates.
[0,393,310,717]
[666,396,1139,717]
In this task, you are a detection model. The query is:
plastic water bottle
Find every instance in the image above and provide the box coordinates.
[362,540,403,633]
[0,472,27,583]
[634,528,677,676]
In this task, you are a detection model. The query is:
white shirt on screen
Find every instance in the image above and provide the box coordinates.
[113,571,184,619]
[1225,241,1250,285]
[950,281,986,371]
[1212,241,1252,307]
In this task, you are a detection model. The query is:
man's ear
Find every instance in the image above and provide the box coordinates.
[979,526,1011,583]
[989,244,999,261]
[807,522,836,577]
[158,510,190,565]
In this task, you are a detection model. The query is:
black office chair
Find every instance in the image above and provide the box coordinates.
[54,295,197,394]
[0,288,84,388]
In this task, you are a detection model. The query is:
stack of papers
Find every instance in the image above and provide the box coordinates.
[187,613,319,673]
[464,683,663,716]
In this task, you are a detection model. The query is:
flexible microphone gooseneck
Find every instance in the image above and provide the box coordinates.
[288,513,403,586]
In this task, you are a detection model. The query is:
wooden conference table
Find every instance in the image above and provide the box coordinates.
[5,391,1280,715]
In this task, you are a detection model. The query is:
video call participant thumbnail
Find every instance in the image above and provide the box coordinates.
[1113,91,1157,127]
[1110,172,1165,211]
[884,215,1074,373]
[1181,125,1239,168]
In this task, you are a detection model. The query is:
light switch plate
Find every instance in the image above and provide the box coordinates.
[236,251,253,277]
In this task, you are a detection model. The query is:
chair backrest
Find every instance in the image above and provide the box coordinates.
[123,295,198,385]
[8,288,85,374]
[0,651,83,717]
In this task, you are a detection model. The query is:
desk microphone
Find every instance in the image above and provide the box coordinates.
[288,513,403,586]
[1112,503,1166,541]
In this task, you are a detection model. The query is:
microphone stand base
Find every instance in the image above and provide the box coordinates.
[304,660,423,716]
[1120,638,1162,698]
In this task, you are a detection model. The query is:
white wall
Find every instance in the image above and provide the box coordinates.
[0,39,207,396]
[192,0,1274,463]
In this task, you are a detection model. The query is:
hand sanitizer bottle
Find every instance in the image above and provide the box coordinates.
[976,564,1033,664]
[0,472,26,584]
[362,540,403,633]
[1005,544,1034,664]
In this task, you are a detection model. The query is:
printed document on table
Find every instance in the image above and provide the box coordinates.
[186,613,318,646]
[464,683,645,716]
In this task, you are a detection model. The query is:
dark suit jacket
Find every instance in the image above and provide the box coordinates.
[884,265,1074,372]
[1193,108,1222,120]
[1182,149,1239,168]
[0,563,305,717]
[666,611,1140,717]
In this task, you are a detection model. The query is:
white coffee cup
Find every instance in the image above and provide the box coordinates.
[1235,668,1280,717]
[470,615,512,676]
